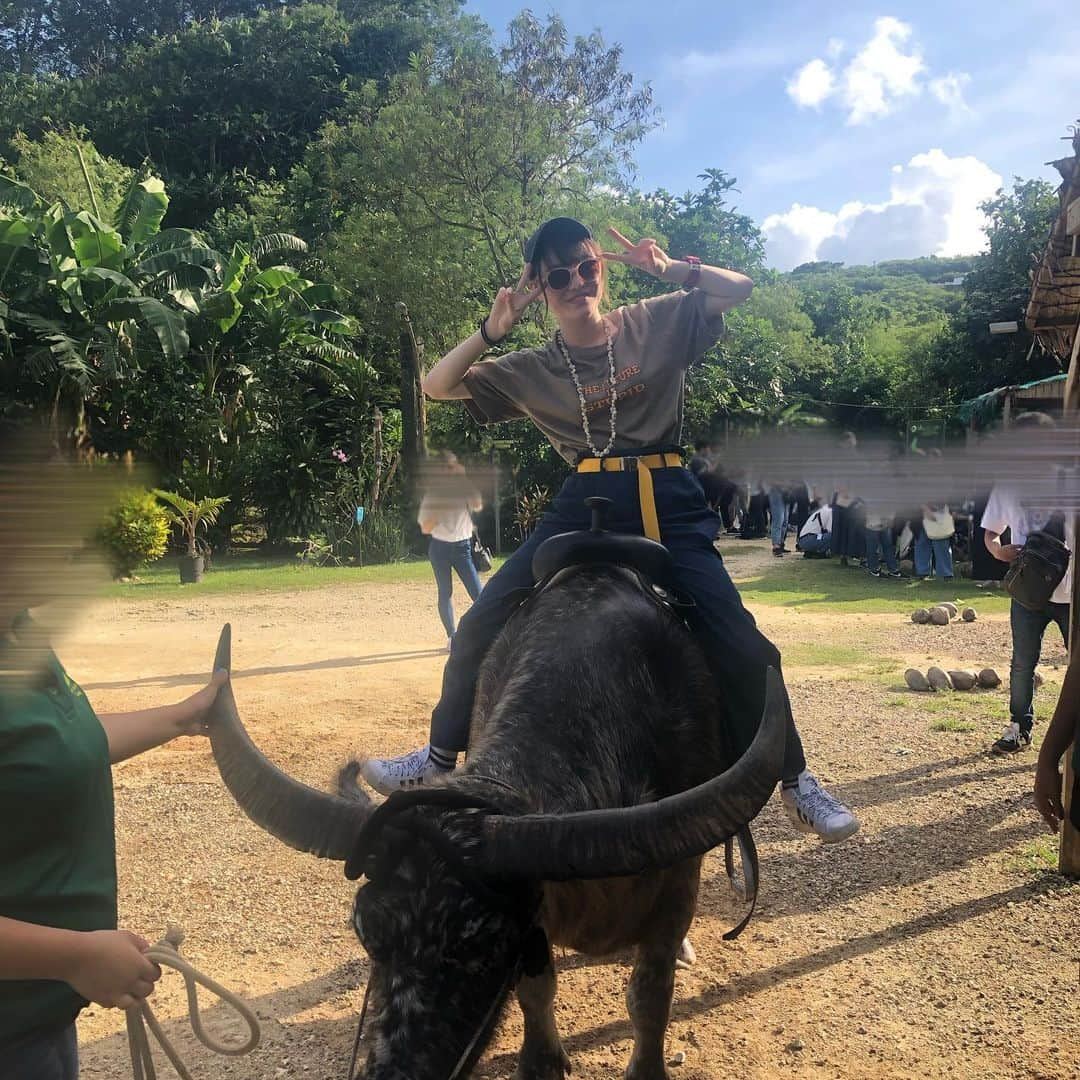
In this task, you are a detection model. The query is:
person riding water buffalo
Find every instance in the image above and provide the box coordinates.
[363,217,858,842]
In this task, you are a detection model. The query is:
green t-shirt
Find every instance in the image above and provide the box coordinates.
[0,629,117,1045]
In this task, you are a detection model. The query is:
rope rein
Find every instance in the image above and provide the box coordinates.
[126,924,261,1080]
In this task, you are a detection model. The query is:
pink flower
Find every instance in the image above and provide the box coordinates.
[332,448,349,463]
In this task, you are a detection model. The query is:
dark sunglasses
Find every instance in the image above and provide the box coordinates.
[544,257,601,291]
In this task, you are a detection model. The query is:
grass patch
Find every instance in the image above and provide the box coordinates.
[783,642,902,681]
[912,689,1007,718]
[101,541,1021,615]
[103,552,509,599]
[725,546,1011,616]
[884,687,1011,726]
[1005,836,1059,874]
[783,642,873,667]
[929,716,977,733]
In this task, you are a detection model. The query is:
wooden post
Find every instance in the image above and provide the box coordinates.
[397,303,428,500]
[493,450,501,556]
[1062,325,1080,878]
[370,405,383,511]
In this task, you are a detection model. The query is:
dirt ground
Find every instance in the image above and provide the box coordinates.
[61,541,1078,1079]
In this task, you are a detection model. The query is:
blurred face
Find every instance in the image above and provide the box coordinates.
[536,240,605,325]
[0,444,115,671]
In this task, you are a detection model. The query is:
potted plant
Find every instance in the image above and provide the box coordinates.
[154,490,230,583]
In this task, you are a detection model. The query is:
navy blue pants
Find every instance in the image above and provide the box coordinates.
[865,527,899,573]
[430,465,806,779]
[428,537,483,638]
[1009,599,1069,732]
[6,1022,78,1080]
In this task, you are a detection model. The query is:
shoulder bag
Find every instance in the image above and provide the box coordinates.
[470,530,493,573]
[923,506,955,541]
[1003,516,1070,611]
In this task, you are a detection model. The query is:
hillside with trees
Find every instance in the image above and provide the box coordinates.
[0,1,1062,556]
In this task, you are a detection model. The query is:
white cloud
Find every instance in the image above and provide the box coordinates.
[929,72,973,119]
[843,16,925,124]
[762,149,1003,270]
[785,16,963,126]
[665,44,796,82]
[787,59,835,109]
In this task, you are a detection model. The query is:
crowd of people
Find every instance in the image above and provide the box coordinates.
[689,434,985,581]
[690,414,1076,760]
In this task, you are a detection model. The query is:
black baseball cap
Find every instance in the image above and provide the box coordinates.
[523,217,592,264]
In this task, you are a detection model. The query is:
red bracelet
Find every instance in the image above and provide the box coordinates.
[682,255,702,290]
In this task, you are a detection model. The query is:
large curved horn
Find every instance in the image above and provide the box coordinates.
[474,666,787,880]
[207,624,368,860]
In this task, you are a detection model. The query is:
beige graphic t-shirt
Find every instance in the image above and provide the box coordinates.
[462,289,726,463]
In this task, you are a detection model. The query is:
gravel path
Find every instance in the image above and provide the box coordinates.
[58,543,1078,1079]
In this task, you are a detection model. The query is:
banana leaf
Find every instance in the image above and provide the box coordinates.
[100,296,190,361]
[115,177,169,247]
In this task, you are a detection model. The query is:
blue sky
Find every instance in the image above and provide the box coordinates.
[463,1,1078,269]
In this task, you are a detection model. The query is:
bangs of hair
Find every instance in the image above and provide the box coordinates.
[532,236,601,276]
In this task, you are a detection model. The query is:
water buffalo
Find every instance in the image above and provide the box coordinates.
[207,555,784,1079]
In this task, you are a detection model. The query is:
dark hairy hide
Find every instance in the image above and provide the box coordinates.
[345,566,736,1079]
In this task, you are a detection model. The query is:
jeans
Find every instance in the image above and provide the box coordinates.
[428,465,807,780]
[1009,600,1069,731]
[768,487,789,548]
[865,527,899,573]
[796,531,831,555]
[914,533,953,577]
[6,1022,78,1079]
[429,538,483,638]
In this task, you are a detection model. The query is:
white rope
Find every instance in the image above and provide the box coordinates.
[125,924,261,1080]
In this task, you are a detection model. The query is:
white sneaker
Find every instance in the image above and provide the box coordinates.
[360,745,453,796]
[781,770,860,843]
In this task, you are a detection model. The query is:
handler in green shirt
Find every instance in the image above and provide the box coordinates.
[0,437,226,1079]
[0,614,225,1079]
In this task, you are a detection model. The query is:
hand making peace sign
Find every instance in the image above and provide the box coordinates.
[602,227,674,279]
[486,265,544,340]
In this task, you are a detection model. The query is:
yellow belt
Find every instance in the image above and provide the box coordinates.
[575,453,683,542]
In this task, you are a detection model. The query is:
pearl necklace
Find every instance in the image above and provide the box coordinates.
[555,318,617,458]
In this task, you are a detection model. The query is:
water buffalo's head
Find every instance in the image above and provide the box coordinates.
[205,624,785,1079]
[347,816,539,1079]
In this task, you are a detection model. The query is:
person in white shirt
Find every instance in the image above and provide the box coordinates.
[796,503,832,558]
[417,451,484,653]
[981,413,1072,755]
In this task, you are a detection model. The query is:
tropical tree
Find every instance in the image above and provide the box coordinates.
[154,488,229,555]
[0,0,276,75]
[925,178,1060,402]
[4,130,134,217]
[310,11,655,354]
[0,170,195,444]
[1,3,462,224]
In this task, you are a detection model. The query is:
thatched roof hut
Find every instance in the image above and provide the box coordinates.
[1026,126,1080,367]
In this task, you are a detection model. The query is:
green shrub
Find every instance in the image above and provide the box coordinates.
[97,488,170,578]
[359,511,411,564]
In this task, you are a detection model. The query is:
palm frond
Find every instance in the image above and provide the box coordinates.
[295,336,359,365]
[250,232,308,266]
[0,175,43,213]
